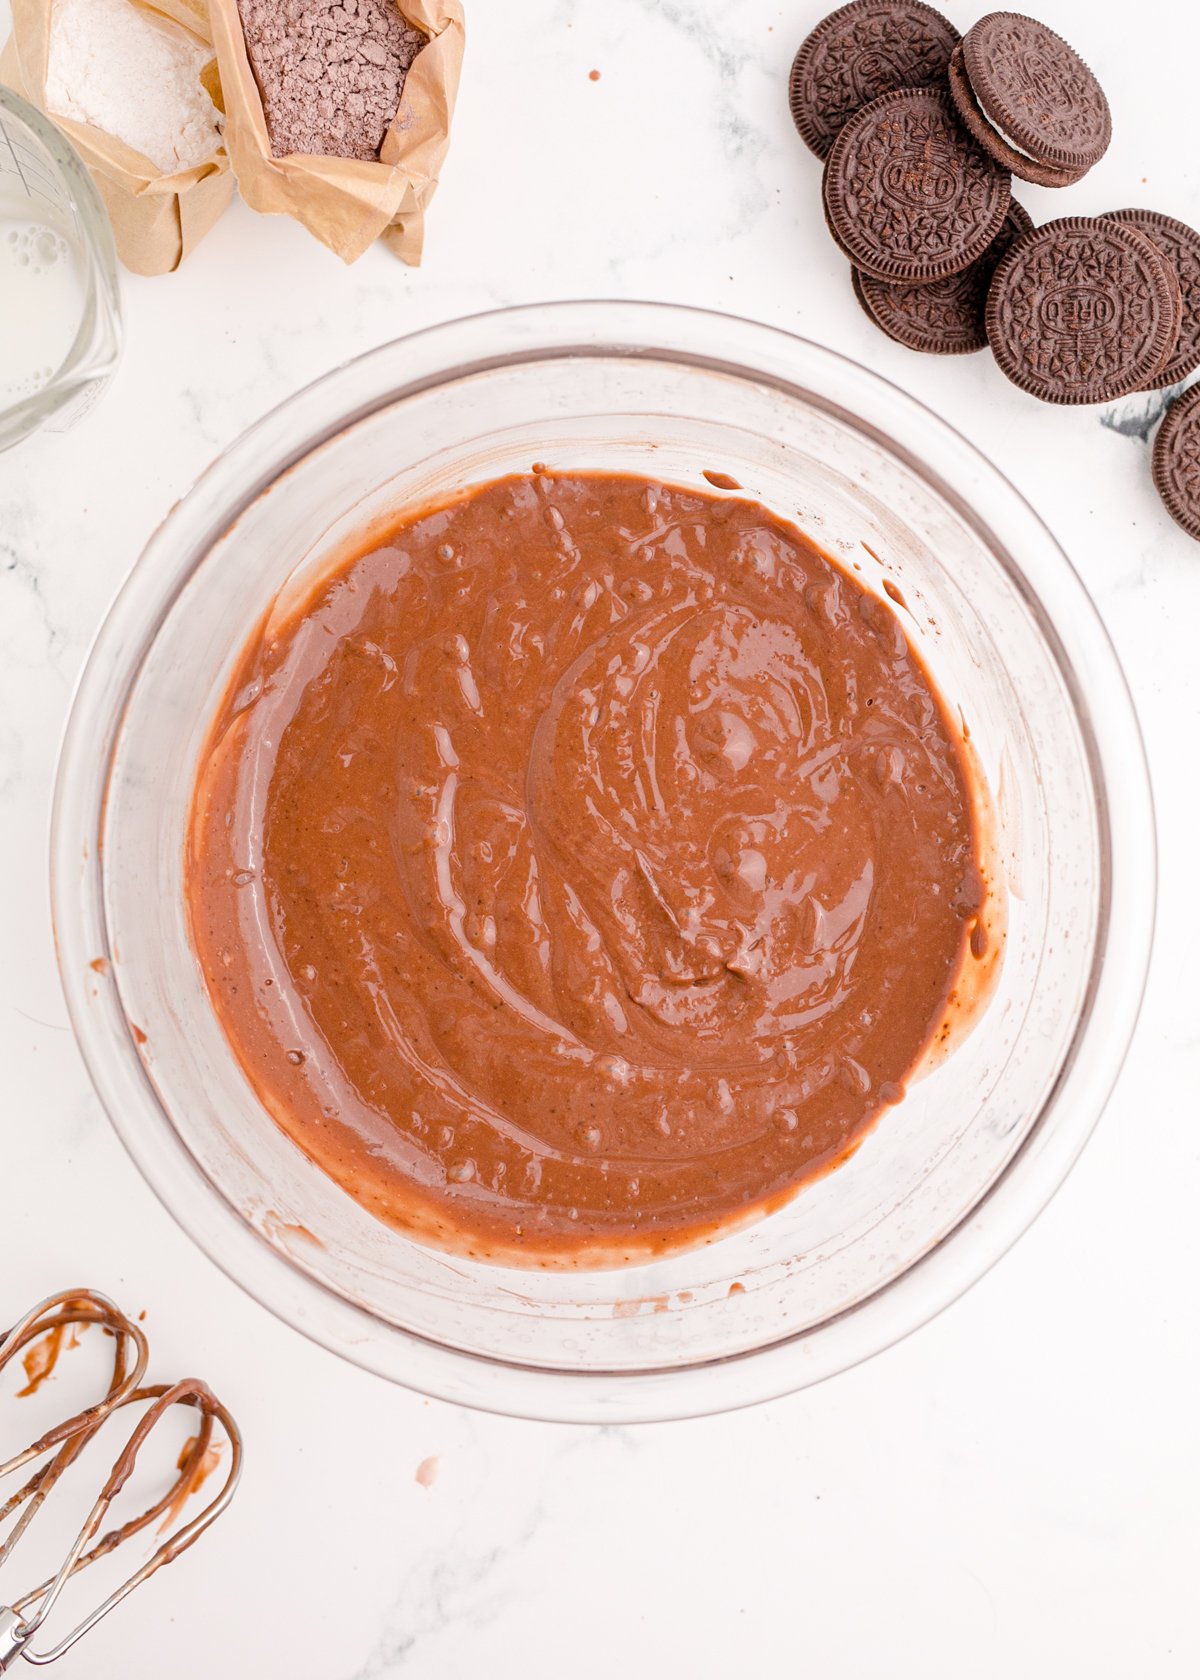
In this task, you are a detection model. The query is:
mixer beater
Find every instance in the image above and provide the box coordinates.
[0,1290,241,1669]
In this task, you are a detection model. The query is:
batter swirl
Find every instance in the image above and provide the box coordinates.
[188,472,990,1262]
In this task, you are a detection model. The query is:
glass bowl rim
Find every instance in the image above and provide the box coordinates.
[0,84,122,432]
[50,300,1156,1423]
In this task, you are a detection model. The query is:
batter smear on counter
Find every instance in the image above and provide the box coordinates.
[188,472,993,1263]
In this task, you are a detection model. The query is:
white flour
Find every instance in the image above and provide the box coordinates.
[45,0,222,175]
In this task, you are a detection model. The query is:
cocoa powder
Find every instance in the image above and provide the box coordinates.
[237,0,426,161]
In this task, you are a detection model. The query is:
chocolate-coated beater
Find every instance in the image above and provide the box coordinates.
[0,1290,241,1669]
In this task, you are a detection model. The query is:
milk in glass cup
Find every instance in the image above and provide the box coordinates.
[0,85,121,451]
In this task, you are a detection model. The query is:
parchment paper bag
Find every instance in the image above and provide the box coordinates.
[207,0,464,265]
[0,0,233,276]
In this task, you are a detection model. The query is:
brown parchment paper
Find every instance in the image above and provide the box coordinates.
[207,0,464,265]
[1,0,233,275]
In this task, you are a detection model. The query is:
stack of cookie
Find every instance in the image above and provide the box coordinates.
[789,2,1200,540]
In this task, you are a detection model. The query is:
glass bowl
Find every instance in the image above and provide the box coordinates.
[52,302,1154,1423]
[0,86,122,452]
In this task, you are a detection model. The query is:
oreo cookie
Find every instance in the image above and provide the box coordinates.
[951,12,1112,185]
[856,201,1033,355]
[947,43,1083,188]
[1153,384,1200,542]
[986,217,1180,404]
[823,87,1011,285]
[850,264,878,325]
[1103,210,1200,390]
[788,0,961,160]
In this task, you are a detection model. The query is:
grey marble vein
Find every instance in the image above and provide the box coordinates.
[1099,384,1181,443]
[342,1498,550,1679]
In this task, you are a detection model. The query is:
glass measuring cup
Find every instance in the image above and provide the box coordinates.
[0,85,121,451]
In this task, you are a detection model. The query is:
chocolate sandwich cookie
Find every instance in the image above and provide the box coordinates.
[986,217,1179,404]
[1104,210,1200,390]
[856,201,1033,355]
[947,44,1083,188]
[788,0,961,160]
[1153,384,1200,541]
[823,87,1011,285]
[850,264,878,325]
[952,12,1112,186]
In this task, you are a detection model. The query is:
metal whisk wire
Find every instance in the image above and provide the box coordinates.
[0,1291,149,1474]
[0,1291,149,1563]
[0,1291,241,1670]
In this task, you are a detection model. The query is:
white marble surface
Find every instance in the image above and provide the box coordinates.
[2,0,1199,1673]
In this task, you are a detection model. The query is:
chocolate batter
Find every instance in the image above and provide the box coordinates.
[188,472,992,1264]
